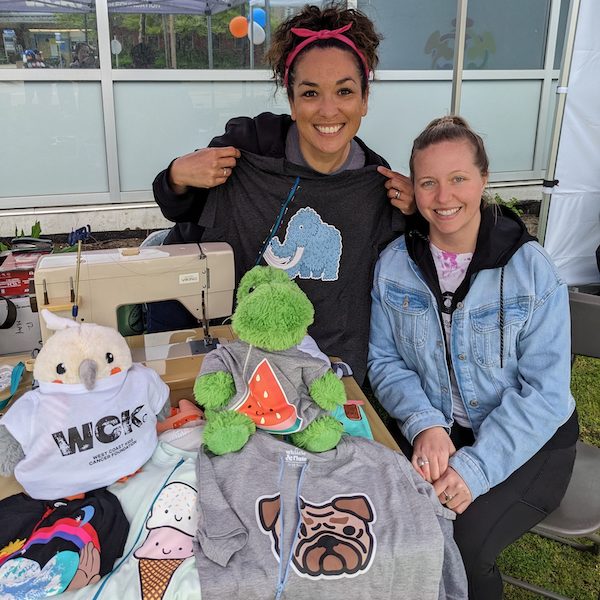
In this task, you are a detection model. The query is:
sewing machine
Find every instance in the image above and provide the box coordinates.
[32,243,235,366]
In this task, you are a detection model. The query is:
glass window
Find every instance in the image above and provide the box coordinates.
[463,0,552,70]
[360,0,570,71]
[357,0,460,70]
[107,2,308,69]
[113,81,289,190]
[460,80,542,174]
[0,82,108,197]
[0,2,99,68]
[554,0,571,69]
[364,81,452,170]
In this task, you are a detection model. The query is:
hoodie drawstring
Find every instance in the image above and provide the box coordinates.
[255,176,301,266]
[499,267,505,368]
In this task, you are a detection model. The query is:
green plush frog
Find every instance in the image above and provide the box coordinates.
[194,266,345,455]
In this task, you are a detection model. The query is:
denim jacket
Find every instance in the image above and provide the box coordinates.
[368,215,576,501]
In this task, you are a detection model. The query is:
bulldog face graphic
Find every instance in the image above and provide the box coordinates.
[257,494,376,579]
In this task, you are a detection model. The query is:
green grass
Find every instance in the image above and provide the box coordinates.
[363,356,600,599]
[500,533,600,599]
[571,356,600,447]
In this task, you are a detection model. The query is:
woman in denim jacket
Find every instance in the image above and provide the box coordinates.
[368,116,578,600]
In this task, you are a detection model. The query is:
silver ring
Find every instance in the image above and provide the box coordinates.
[223,167,228,177]
[416,456,429,468]
[443,491,453,503]
[394,189,400,199]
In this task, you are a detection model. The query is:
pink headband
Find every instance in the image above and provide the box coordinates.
[283,23,371,87]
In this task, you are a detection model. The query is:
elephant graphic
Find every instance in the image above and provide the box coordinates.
[263,207,342,281]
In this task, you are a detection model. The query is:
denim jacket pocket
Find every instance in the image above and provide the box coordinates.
[469,296,530,367]
[384,283,430,349]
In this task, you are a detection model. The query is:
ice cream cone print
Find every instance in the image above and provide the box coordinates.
[134,482,198,599]
[138,557,184,600]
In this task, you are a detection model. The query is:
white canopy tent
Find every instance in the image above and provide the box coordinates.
[541,0,600,286]
[0,0,244,13]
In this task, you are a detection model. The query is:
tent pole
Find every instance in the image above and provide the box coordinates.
[450,0,468,115]
[265,0,270,50]
[249,7,254,69]
[169,14,176,69]
[538,0,582,245]
[162,14,169,67]
[207,14,213,69]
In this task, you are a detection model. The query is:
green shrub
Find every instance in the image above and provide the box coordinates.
[493,193,524,217]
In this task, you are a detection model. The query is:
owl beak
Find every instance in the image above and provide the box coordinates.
[79,359,98,390]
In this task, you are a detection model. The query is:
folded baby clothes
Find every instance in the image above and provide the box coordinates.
[0,487,129,598]
[61,427,204,600]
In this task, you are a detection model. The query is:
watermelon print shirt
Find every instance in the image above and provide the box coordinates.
[198,340,331,434]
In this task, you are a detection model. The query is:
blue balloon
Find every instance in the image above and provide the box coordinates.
[252,7,266,28]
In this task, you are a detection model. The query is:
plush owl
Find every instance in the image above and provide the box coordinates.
[0,310,170,500]
[194,266,346,455]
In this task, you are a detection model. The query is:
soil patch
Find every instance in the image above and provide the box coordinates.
[1,229,163,253]
[3,201,541,251]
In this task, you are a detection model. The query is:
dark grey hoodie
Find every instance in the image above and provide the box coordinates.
[153,113,404,384]
[198,150,401,384]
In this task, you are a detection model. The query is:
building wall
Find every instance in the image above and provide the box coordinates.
[0,0,570,234]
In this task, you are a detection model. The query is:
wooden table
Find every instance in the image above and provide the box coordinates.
[0,327,398,501]
[0,351,33,500]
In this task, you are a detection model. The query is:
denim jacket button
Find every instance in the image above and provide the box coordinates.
[441,386,448,394]
[458,353,466,360]
[469,400,479,407]
[456,302,464,309]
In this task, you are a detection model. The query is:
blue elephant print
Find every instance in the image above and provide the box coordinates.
[263,207,342,281]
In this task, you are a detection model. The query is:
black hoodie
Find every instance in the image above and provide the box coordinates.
[153,112,392,245]
[406,204,535,316]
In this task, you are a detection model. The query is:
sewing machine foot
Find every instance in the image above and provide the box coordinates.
[189,339,219,354]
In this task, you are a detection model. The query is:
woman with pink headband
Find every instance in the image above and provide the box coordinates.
[152,5,414,385]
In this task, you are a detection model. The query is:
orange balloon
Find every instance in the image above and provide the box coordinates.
[229,16,248,38]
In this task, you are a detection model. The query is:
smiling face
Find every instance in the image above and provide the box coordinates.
[288,47,368,174]
[413,139,488,253]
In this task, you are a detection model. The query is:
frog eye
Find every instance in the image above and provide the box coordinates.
[56,363,66,375]
[247,286,256,294]
[106,353,114,364]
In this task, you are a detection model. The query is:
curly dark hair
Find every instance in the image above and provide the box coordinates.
[266,3,382,98]
[409,115,489,180]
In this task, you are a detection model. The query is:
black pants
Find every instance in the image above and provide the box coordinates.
[394,423,576,600]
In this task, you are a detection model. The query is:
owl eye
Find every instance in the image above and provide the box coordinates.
[106,353,114,364]
[56,363,66,375]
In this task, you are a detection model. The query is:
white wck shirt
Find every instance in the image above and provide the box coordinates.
[1,364,169,499]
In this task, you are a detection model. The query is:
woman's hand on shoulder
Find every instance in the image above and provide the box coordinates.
[412,426,456,483]
[168,146,241,194]
[433,467,473,514]
[377,166,416,215]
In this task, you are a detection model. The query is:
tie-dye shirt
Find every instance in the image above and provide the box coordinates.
[430,243,473,427]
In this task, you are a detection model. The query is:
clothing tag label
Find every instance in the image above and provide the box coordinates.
[285,447,308,467]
